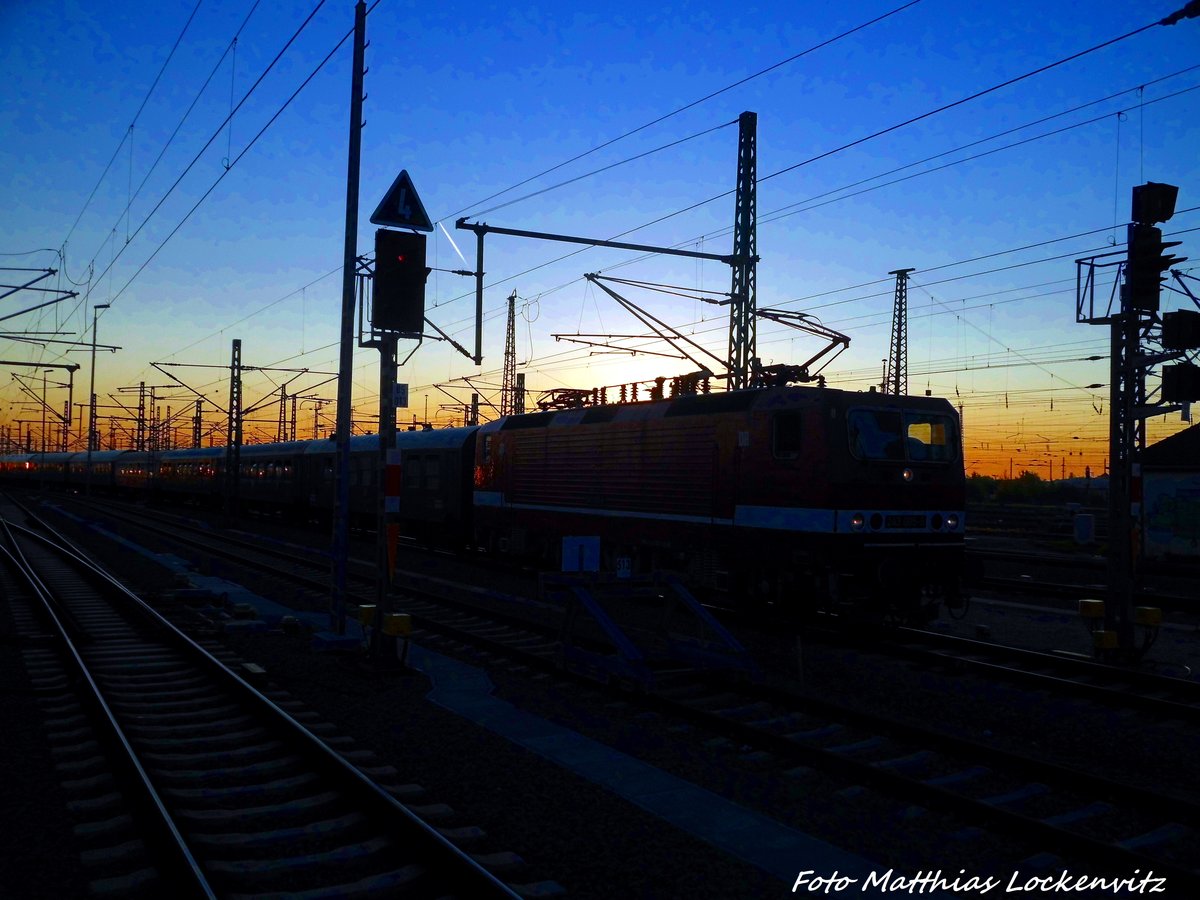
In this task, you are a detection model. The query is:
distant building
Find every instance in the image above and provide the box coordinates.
[1140,425,1200,561]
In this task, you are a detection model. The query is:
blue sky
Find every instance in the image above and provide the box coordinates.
[2,0,1198,473]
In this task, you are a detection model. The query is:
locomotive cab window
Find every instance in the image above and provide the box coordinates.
[848,409,904,460]
[903,413,958,462]
[772,412,803,459]
[848,408,958,462]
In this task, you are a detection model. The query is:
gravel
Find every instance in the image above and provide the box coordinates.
[5,495,1199,898]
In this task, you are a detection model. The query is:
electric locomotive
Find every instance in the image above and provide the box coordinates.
[472,384,965,620]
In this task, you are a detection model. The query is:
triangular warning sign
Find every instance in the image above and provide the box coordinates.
[370,170,433,231]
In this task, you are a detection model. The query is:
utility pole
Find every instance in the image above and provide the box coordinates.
[135,382,146,451]
[225,339,243,515]
[372,331,398,661]
[886,268,914,396]
[331,0,366,635]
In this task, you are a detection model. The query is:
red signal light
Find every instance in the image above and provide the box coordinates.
[373,228,427,333]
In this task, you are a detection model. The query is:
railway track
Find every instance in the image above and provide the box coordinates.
[397,592,1200,887]
[0,498,524,899]
[38,495,1200,890]
[887,626,1200,718]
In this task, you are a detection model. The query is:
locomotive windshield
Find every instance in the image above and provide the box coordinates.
[848,408,958,462]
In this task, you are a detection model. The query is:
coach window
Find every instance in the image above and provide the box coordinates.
[424,455,441,491]
[772,412,803,459]
[404,456,422,491]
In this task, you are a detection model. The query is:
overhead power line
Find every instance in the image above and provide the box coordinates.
[62,0,204,247]
[81,0,264,281]
[83,0,332,302]
[607,11,1187,241]
[446,0,925,222]
[106,8,360,310]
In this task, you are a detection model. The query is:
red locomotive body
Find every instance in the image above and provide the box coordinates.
[473,385,964,619]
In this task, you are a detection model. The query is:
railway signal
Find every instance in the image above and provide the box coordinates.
[1162,309,1200,402]
[1161,363,1200,402]
[372,229,429,334]
[1123,223,1184,312]
[1162,309,1200,351]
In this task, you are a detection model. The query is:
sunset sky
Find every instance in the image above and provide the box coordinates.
[2,0,1198,478]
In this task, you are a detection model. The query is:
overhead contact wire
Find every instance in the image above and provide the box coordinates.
[86,0,330,298]
[62,0,205,246]
[447,0,924,221]
[109,13,357,307]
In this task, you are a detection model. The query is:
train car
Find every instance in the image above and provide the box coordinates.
[28,451,75,488]
[297,430,477,532]
[0,453,37,484]
[472,385,965,620]
[390,427,478,544]
[301,434,383,525]
[114,451,155,494]
[156,446,225,506]
[1140,424,1200,562]
[238,441,311,513]
[67,449,131,493]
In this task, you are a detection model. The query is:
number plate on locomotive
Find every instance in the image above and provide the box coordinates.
[885,514,926,528]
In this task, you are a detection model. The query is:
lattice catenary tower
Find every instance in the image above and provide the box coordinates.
[885,268,914,395]
[500,290,518,417]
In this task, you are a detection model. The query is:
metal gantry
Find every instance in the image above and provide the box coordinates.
[455,111,759,394]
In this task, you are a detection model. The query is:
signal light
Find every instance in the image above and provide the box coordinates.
[1162,363,1200,403]
[373,229,429,333]
[1124,223,1186,313]
[1131,181,1179,225]
[1162,309,1200,351]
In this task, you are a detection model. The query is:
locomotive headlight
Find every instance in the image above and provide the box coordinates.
[850,512,865,531]
[902,467,914,482]
[946,513,959,530]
